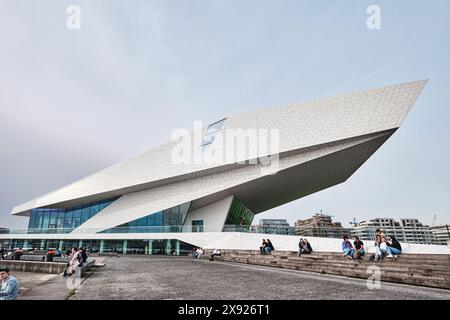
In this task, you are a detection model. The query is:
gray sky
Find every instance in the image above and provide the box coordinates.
[1,0,449,229]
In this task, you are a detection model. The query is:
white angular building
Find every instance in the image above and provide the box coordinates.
[2,80,441,255]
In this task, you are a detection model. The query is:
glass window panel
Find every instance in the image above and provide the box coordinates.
[57,211,65,230]
[155,212,163,225]
[64,210,73,230]
[28,212,36,230]
[73,206,82,219]
[205,118,226,135]
[148,213,155,226]
[192,220,204,232]
[42,211,50,230]
[37,211,44,229]
[49,211,57,226]
[90,203,101,218]
[73,217,81,228]
[201,133,216,146]
[81,206,90,223]
[48,213,57,231]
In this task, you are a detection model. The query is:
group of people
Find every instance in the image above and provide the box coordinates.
[259,239,274,254]
[0,247,9,260]
[0,247,65,261]
[341,229,402,261]
[341,236,366,259]
[192,247,223,261]
[0,247,23,260]
[63,247,88,277]
[298,238,313,256]
[372,229,402,261]
[192,247,204,259]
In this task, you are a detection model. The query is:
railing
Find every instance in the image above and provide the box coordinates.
[0,225,444,245]
[1,225,255,235]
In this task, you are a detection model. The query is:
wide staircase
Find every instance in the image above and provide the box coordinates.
[218,250,450,290]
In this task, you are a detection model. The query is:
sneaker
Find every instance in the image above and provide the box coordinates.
[386,254,394,258]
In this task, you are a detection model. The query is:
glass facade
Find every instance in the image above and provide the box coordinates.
[3,239,194,256]
[223,197,255,231]
[27,197,118,234]
[102,202,191,233]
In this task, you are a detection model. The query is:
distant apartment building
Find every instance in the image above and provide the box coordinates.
[253,219,295,235]
[351,218,433,244]
[294,213,351,238]
[431,225,450,246]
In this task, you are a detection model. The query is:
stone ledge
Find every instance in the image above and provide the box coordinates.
[0,260,67,274]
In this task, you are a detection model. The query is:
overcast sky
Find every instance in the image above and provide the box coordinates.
[1,0,449,229]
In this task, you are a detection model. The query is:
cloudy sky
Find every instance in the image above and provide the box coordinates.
[1,0,449,229]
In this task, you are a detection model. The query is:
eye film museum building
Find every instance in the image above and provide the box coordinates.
[0,80,433,255]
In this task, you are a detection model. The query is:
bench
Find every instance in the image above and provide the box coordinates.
[53,257,69,263]
[75,258,96,278]
[196,251,224,261]
[20,255,45,262]
[30,250,47,255]
[97,252,119,257]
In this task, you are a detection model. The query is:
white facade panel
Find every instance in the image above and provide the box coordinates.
[183,196,234,233]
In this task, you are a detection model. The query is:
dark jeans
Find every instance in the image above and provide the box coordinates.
[210,254,221,261]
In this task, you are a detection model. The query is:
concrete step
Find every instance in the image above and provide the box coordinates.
[221,250,450,289]
[223,257,450,289]
[252,251,449,262]
[280,257,450,273]
[229,256,450,276]
[225,254,450,272]
[225,253,450,266]
[227,250,450,261]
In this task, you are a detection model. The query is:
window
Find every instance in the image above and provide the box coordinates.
[81,206,90,223]
[192,220,204,232]
[201,118,226,152]
[27,197,119,234]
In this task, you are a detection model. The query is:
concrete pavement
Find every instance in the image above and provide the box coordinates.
[67,256,450,300]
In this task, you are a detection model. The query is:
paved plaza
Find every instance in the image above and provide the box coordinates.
[15,256,449,300]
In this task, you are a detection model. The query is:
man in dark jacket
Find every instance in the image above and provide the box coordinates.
[387,236,402,257]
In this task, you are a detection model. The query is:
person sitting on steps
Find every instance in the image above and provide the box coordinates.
[342,235,354,259]
[209,248,222,261]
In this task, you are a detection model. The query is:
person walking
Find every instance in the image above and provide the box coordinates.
[65,247,81,277]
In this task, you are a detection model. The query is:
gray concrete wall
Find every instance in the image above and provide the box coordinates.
[0,260,66,274]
